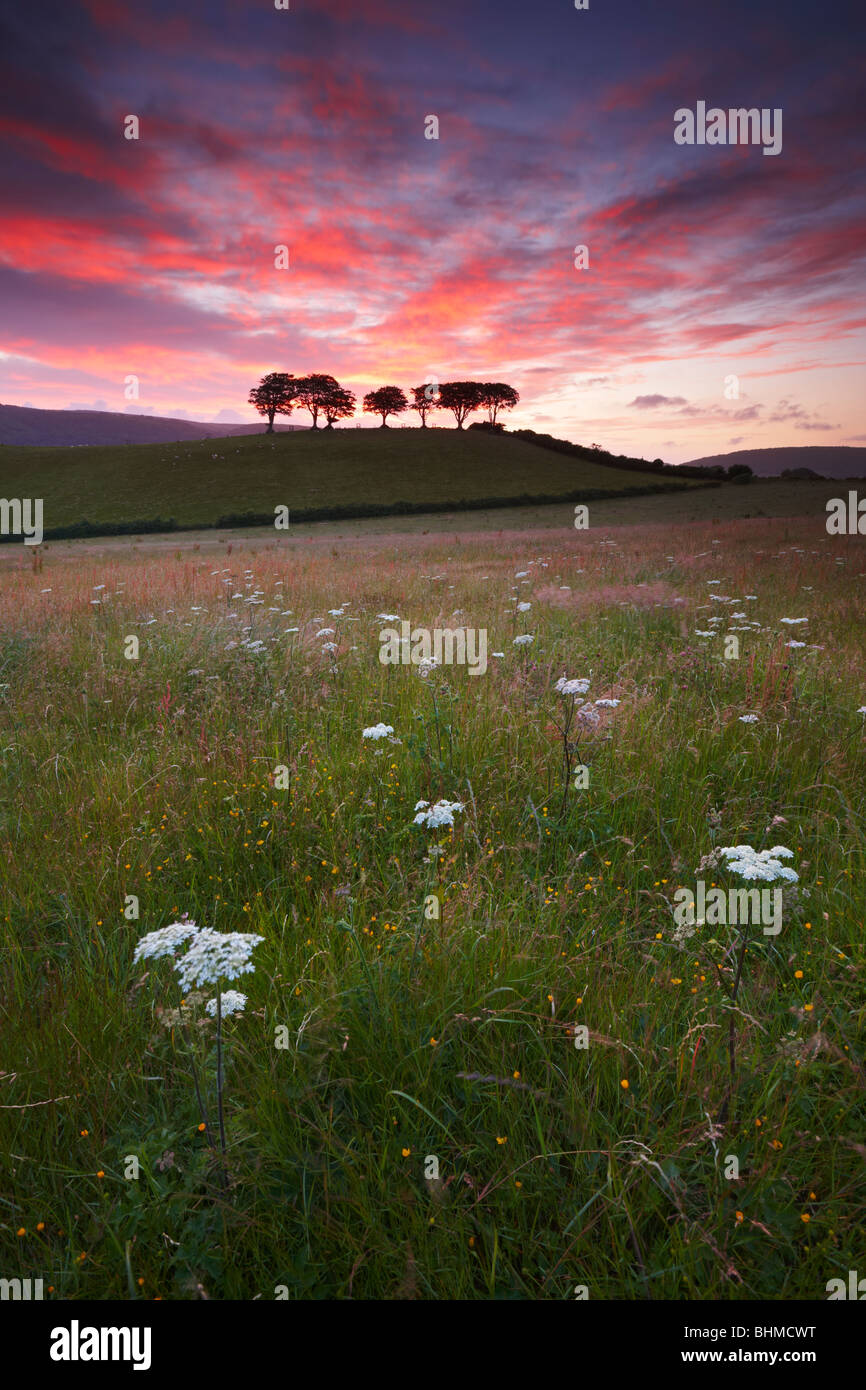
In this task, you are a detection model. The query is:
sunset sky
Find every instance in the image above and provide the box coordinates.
[0,0,863,462]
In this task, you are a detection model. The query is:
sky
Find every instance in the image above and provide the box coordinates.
[0,0,863,462]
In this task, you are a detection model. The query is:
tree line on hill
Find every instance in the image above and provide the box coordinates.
[248,374,519,431]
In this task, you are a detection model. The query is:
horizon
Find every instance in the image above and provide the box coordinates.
[1,0,864,463]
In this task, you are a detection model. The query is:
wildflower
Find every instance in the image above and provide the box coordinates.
[495,1136,507,1145]
[555,676,590,697]
[205,990,247,1018]
[594,698,620,708]
[780,617,808,625]
[738,714,759,724]
[413,799,465,829]
[133,920,200,963]
[513,634,534,646]
[198,1123,206,1132]
[620,1079,629,1090]
[96,1170,105,1179]
[402,1147,411,1157]
[362,723,394,740]
[516,601,531,612]
[718,845,798,884]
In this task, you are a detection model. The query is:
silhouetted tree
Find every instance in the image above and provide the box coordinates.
[322,383,356,428]
[293,374,342,429]
[438,381,484,429]
[363,385,408,427]
[410,383,439,427]
[479,382,519,425]
[248,372,296,432]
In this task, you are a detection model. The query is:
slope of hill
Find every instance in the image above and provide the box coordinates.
[0,429,694,538]
[684,445,866,479]
[0,404,301,446]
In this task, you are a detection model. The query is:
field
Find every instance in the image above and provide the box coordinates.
[1,510,865,1300]
[0,429,690,535]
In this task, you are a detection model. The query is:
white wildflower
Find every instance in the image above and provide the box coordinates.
[363,723,394,740]
[718,844,798,884]
[206,990,247,1018]
[556,676,590,696]
[174,928,265,991]
[133,920,200,963]
[413,799,465,829]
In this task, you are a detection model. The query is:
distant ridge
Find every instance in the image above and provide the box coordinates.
[684,446,866,480]
[0,404,302,447]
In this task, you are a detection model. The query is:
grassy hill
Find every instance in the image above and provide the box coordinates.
[0,428,694,537]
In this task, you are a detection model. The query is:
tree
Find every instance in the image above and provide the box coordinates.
[438,381,484,429]
[322,383,356,429]
[293,374,343,429]
[363,385,408,428]
[248,372,296,432]
[478,382,519,426]
[410,383,439,428]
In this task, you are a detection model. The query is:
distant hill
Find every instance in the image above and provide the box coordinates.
[684,446,866,479]
[0,404,302,447]
[0,428,694,540]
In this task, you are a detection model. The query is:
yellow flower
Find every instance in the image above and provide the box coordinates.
[735,1211,744,1223]
[96,1170,105,1179]
[401,1147,411,1157]
[429,1037,438,1046]
[620,1079,629,1090]
[16,1227,25,1237]
[804,1003,814,1012]
[801,1213,811,1223]
[197,1123,206,1132]
[495,1136,507,1145]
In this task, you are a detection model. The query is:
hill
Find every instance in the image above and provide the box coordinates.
[0,404,301,447]
[684,445,866,479]
[0,428,695,539]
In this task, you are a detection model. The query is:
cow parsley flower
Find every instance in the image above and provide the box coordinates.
[363,722,394,740]
[513,634,534,646]
[206,990,247,1018]
[413,799,465,829]
[780,617,808,625]
[739,714,759,723]
[133,920,200,963]
[517,601,531,612]
[556,676,590,697]
[174,928,265,991]
[594,698,620,708]
[718,844,798,883]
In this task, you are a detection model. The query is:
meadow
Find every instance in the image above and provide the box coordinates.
[1,510,864,1300]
